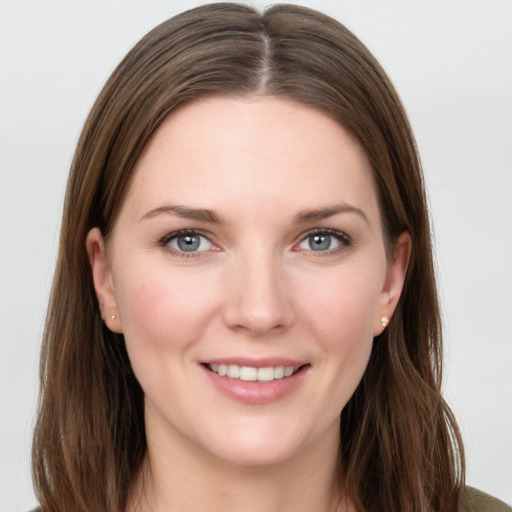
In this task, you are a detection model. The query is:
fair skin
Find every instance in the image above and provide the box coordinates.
[87,95,410,512]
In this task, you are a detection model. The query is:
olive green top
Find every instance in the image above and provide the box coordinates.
[460,487,511,512]
[29,486,511,511]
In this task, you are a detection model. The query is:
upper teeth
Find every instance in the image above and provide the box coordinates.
[208,364,297,382]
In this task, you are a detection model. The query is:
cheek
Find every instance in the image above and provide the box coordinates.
[296,266,383,397]
[301,266,383,342]
[112,261,219,357]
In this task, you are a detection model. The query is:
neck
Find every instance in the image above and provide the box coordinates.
[127,413,351,512]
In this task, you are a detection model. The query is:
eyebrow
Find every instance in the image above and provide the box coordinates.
[140,205,225,224]
[293,204,369,225]
[140,203,368,225]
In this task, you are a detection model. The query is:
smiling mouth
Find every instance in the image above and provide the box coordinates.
[205,363,306,382]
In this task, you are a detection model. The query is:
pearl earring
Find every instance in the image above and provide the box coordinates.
[381,316,389,328]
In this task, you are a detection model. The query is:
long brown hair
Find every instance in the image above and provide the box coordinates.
[32,3,464,511]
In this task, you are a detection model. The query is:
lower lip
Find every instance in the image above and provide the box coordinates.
[201,365,309,405]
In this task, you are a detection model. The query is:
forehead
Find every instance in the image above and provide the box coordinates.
[124,95,380,223]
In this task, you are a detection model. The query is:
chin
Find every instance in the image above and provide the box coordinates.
[209,439,303,467]
[197,418,325,468]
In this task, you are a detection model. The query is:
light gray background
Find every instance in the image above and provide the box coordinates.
[1,1,511,510]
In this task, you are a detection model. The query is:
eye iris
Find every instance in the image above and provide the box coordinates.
[309,233,331,251]
[177,234,200,251]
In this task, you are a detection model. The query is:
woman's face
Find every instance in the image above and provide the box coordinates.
[88,96,409,467]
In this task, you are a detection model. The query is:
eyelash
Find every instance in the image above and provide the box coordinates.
[158,228,352,258]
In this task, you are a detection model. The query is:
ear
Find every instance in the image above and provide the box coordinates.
[374,232,412,336]
[86,227,123,333]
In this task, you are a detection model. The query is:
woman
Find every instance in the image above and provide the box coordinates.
[30,3,510,512]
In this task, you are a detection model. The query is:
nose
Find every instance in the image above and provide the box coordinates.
[222,249,295,336]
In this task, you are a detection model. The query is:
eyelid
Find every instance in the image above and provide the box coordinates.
[160,228,209,244]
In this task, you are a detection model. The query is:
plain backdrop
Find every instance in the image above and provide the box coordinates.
[1,1,511,510]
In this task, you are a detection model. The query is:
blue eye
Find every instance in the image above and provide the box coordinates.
[297,230,350,252]
[164,231,213,253]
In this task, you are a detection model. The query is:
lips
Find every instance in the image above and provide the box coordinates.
[201,359,310,404]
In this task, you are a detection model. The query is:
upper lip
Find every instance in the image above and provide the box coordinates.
[201,357,307,368]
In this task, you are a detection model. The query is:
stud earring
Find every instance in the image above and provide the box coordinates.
[381,316,389,328]
[110,315,116,321]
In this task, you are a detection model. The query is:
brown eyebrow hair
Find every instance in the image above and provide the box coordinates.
[140,205,225,224]
[140,203,368,226]
[293,204,369,225]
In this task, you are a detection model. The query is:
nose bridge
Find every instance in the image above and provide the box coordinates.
[223,242,293,334]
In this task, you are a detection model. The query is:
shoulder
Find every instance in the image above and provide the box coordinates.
[26,488,511,512]
[459,487,512,512]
